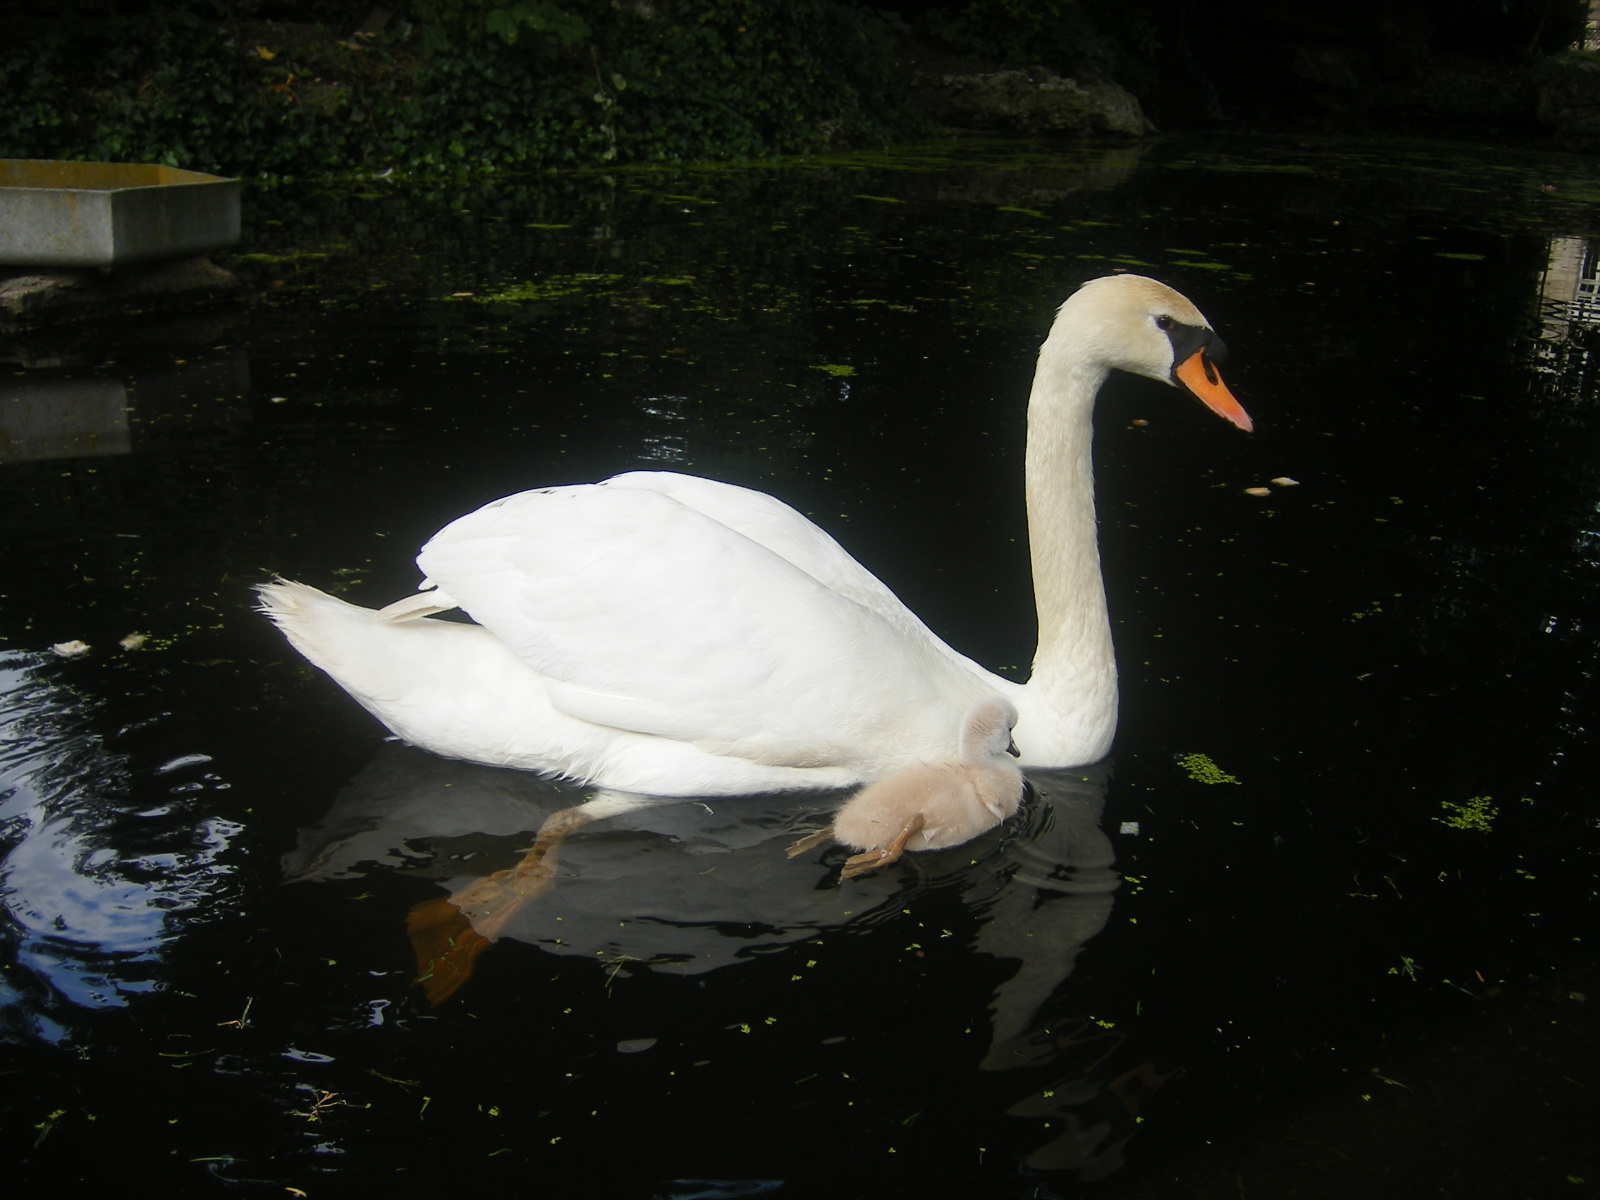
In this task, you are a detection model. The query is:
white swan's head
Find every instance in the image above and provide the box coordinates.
[959,695,1021,764]
[1048,274,1252,432]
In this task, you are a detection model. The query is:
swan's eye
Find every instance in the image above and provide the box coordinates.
[1155,314,1175,330]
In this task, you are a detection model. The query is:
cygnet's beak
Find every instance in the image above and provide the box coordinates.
[1174,348,1252,433]
[1007,737,1021,758]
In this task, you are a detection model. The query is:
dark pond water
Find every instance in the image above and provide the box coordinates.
[2,136,1598,1198]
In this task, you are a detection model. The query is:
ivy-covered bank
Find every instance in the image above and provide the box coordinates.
[1,1,922,178]
[5,0,1594,180]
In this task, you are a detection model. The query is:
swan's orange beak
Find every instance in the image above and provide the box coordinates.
[1174,349,1252,432]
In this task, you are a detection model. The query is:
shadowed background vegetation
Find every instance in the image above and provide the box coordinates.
[1,0,1594,177]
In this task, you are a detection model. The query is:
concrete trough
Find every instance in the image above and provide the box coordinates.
[0,160,240,269]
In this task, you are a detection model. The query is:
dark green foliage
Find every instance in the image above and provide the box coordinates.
[911,0,1155,81]
[409,0,592,56]
[592,1,917,163]
[3,13,367,175]
[0,1,924,178]
[1424,0,1590,61]
[918,0,1103,71]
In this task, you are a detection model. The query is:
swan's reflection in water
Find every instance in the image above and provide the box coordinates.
[287,747,1166,1178]
[285,749,1110,1018]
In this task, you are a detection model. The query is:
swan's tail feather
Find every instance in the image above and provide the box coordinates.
[256,578,421,699]
[256,578,556,766]
[377,587,460,622]
[255,576,327,633]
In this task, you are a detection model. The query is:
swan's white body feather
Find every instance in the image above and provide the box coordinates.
[260,275,1247,796]
[260,474,1007,794]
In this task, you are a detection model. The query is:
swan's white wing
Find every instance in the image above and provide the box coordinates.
[600,472,1001,679]
[415,481,992,768]
[601,472,916,628]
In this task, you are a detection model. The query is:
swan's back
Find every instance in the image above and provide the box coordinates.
[408,475,1005,772]
[420,472,998,678]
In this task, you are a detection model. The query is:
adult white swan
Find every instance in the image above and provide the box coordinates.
[259,273,1251,796]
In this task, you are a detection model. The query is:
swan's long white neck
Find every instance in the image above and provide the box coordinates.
[1016,318,1119,763]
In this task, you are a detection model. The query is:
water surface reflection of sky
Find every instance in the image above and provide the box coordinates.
[0,653,239,1041]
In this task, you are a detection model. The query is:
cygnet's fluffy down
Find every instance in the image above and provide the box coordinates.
[786,695,1025,878]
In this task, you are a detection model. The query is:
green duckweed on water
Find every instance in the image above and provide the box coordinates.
[1388,955,1420,981]
[459,274,624,304]
[1436,795,1498,832]
[1178,752,1241,785]
[234,250,336,265]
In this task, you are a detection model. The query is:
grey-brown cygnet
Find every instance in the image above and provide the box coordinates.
[786,696,1024,878]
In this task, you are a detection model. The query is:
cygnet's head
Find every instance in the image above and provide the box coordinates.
[1045,274,1251,432]
[959,695,1021,764]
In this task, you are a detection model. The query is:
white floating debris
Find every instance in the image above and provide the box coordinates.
[1119,821,1141,836]
[1270,476,1300,487]
[51,640,90,658]
[156,753,214,775]
[616,1038,657,1054]
[1244,487,1272,497]
[119,632,148,651]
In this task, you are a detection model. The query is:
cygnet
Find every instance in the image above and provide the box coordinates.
[786,695,1025,878]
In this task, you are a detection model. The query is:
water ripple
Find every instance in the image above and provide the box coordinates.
[0,652,242,1043]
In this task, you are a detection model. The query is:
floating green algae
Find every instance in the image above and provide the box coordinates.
[1178,753,1240,785]
[458,273,623,304]
[234,249,335,264]
[1436,795,1497,833]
